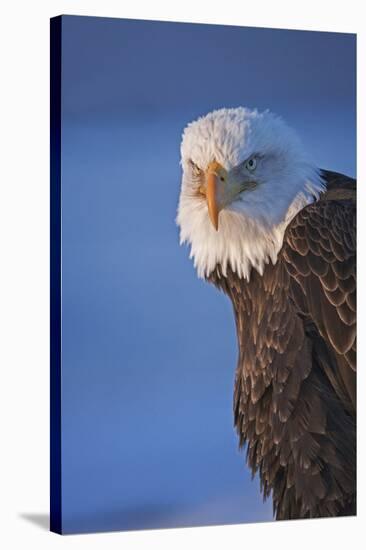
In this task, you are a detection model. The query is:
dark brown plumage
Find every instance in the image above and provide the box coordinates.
[208,170,356,520]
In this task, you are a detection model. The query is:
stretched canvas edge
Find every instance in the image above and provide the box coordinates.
[50,14,62,535]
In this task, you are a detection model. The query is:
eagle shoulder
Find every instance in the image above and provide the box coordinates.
[319,169,356,201]
[281,170,356,407]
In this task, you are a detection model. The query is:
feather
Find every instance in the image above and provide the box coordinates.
[208,170,356,520]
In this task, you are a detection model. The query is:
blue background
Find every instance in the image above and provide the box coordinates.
[60,15,356,533]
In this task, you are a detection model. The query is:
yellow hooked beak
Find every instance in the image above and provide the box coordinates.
[205,161,222,231]
[200,160,243,231]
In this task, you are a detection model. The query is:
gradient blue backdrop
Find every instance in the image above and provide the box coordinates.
[60,15,356,533]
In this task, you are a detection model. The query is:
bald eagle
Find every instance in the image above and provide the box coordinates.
[177,107,356,520]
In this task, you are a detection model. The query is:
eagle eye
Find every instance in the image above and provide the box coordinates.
[245,157,257,172]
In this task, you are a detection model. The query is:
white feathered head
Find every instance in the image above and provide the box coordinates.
[177,107,324,280]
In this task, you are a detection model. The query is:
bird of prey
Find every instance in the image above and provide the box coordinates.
[177,107,356,520]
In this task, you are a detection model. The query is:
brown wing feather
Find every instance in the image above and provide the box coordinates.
[320,169,356,201]
[208,170,356,520]
[277,174,356,517]
[282,194,356,407]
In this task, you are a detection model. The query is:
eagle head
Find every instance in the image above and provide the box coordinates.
[176,107,324,280]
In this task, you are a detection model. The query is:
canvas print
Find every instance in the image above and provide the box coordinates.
[50,15,356,534]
